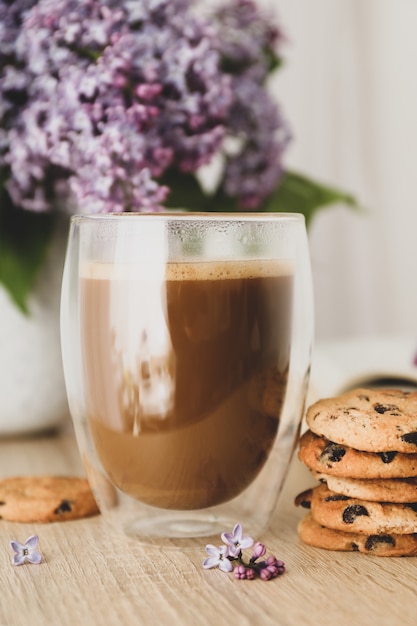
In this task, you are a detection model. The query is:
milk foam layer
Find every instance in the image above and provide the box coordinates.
[80,258,293,282]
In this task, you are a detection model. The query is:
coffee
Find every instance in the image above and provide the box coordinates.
[80,259,293,510]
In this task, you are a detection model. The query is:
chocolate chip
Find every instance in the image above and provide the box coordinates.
[325,494,350,502]
[295,489,312,509]
[401,432,417,446]
[0,501,5,506]
[373,403,399,414]
[351,542,359,551]
[342,505,369,524]
[378,451,398,463]
[405,503,417,513]
[319,442,346,464]
[54,499,73,514]
[365,535,395,551]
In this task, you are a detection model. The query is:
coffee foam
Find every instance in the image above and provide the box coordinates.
[80,259,293,282]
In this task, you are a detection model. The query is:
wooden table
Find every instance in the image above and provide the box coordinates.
[1,424,416,626]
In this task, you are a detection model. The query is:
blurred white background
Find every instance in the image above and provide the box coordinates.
[264,0,417,342]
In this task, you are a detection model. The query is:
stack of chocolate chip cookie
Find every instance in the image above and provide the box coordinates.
[295,387,417,556]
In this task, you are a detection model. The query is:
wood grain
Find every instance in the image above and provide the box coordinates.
[0,430,416,626]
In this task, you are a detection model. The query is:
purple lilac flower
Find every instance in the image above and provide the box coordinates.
[222,77,290,209]
[10,535,42,566]
[221,522,254,557]
[234,564,255,580]
[1,0,232,213]
[203,523,286,581]
[0,1,37,59]
[0,0,37,154]
[259,555,286,580]
[212,0,282,83]
[203,544,233,573]
[213,0,291,209]
[251,541,267,560]
[0,0,290,216]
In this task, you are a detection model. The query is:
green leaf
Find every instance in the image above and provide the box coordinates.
[159,168,360,228]
[264,49,284,74]
[262,170,360,227]
[0,190,55,314]
[160,169,210,211]
[160,168,245,214]
[196,187,240,214]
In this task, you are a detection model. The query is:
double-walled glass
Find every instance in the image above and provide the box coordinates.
[61,213,313,542]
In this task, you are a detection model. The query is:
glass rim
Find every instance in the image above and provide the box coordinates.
[70,211,305,225]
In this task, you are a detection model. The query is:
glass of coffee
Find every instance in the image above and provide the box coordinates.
[61,213,313,541]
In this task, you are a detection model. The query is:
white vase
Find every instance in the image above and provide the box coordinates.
[0,217,70,436]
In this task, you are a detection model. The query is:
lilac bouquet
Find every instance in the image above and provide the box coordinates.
[0,0,356,312]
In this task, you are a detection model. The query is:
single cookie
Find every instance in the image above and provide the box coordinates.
[0,476,100,523]
[296,484,417,535]
[298,430,417,479]
[313,473,417,503]
[298,514,417,556]
[306,388,417,453]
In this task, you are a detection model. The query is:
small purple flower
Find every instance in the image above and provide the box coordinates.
[203,544,233,573]
[258,555,286,580]
[260,567,273,581]
[221,523,254,557]
[202,522,286,581]
[251,541,266,560]
[245,567,256,580]
[234,564,247,579]
[10,535,42,566]
[234,564,255,580]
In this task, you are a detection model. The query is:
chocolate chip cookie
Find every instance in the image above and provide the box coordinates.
[296,484,417,535]
[306,388,417,453]
[298,514,417,556]
[0,476,100,523]
[298,430,417,478]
